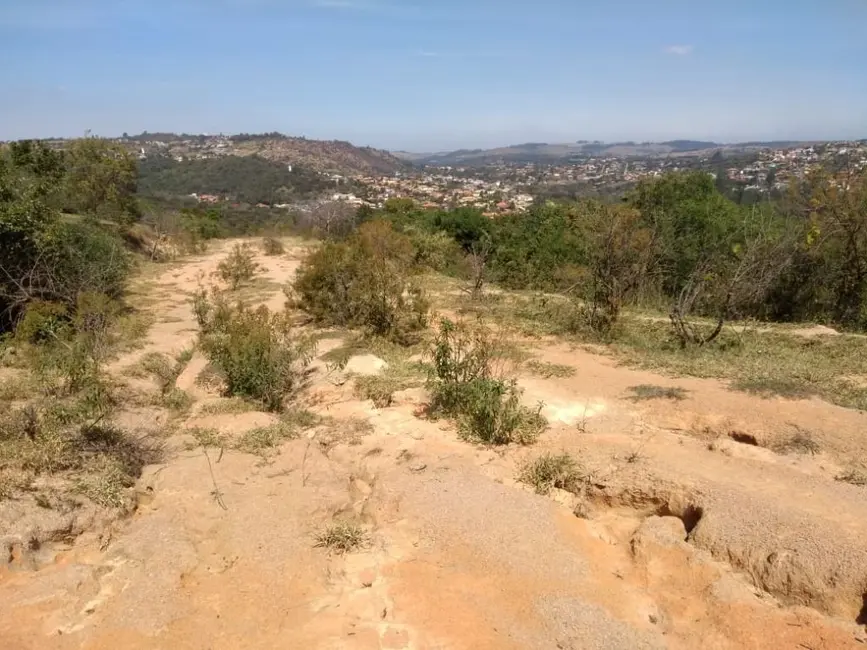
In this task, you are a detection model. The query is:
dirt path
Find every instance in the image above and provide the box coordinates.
[2,238,866,650]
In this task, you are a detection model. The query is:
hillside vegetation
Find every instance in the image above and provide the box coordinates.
[138,155,334,204]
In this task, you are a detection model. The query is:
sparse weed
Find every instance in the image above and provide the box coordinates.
[0,404,162,508]
[161,388,193,412]
[187,427,228,449]
[627,384,688,402]
[138,349,194,412]
[234,422,298,456]
[198,397,258,416]
[836,468,867,486]
[280,407,322,429]
[730,377,816,400]
[317,417,373,452]
[353,368,423,409]
[314,522,368,554]
[518,452,584,495]
[772,427,821,455]
[524,359,576,379]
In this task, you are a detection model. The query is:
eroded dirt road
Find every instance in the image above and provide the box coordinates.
[2,239,866,649]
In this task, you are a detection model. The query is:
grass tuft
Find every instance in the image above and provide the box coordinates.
[626,384,688,402]
[518,452,585,495]
[772,427,821,455]
[836,468,867,486]
[314,522,368,554]
[524,359,576,379]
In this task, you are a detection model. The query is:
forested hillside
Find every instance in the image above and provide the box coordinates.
[137,155,335,204]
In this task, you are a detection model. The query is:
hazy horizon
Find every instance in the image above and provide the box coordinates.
[2,1,866,150]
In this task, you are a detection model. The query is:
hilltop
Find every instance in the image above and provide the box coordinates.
[118,131,410,176]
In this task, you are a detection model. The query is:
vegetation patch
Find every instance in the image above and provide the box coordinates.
[836,468,867,487]
[291,220,429,344]
[314,522,368,554]
[234,422,298,456]
[216,243,260,290]
[627,384,688,402]
[261,237,285,256]
[194,287,314,411]
[427,319,546,445]
[772,427,821,455]
[524,359,576,379]
[518,452,585,495]
[198,397,260,416]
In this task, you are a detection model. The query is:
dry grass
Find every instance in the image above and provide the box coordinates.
[627,384,689,402]
[772,427,821,455]
[836,468,867,486]
[352,365,426,408]
[198,397,259,416]
[524,359,576,379]
[430,284,867,412]
[314,522,368,554]
[518,452,585,495]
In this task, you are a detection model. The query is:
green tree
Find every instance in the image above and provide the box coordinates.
[63,137,139,222]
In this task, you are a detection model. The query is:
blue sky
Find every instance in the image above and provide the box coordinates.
[1,0,865,150]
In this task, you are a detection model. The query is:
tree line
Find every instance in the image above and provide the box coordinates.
[347,169,867,336]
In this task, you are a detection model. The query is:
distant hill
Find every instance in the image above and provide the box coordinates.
[660,140,721,152]
[123,132,409,176]
[138,155,335,204]
[399,139,815,166]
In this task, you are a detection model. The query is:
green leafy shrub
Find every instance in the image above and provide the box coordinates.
[292,220,429,344]
[406,228,463,273]
[216,243,259,290]
[456,377,545,445]
[196,290,314,411]
[427,319,546,445]
[14,301,69,344]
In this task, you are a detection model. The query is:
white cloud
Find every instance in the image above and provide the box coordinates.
[664,45,694,56]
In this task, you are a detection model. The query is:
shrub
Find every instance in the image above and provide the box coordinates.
[292,220,429,344]
[14,301,69,344]
[456,377,545,445]
[27,292,120,404]
[196,290,314,411]
[518,452,584,495]
[428,318,501,415]
[262,236,285,256]
[216,243,259,290]
[427,319,546,445]
[406,228,463,273]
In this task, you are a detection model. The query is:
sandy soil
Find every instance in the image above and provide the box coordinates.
[2,237,866,650]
